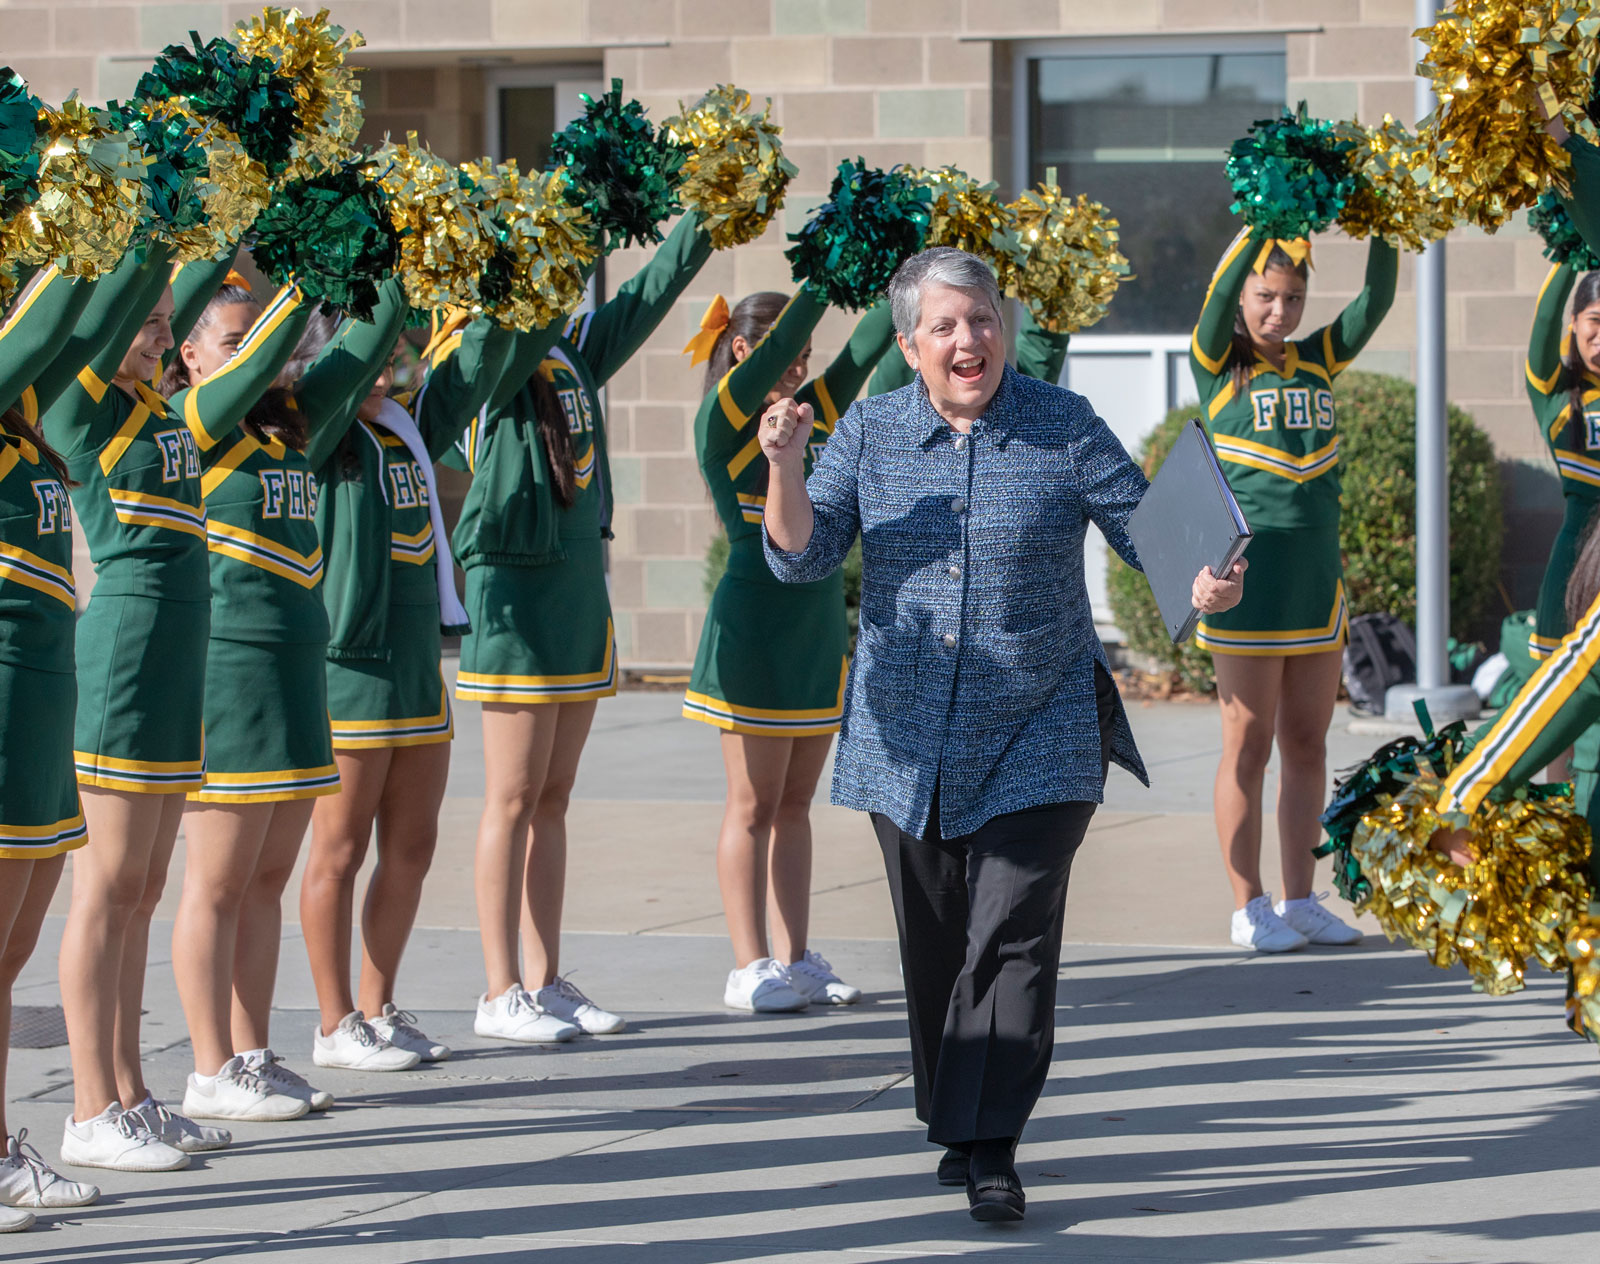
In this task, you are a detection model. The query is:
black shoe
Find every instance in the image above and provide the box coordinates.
[967,1171,1026,1222]
[936,1147,968,1186]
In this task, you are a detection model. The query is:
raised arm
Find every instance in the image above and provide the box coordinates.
[763,396,863,582]
[869,344,914,396]
[570,211,714,386]
[412,316,517,458]
[1320,237,1398,372]
[0,267,95,415]
[1015,307,1070,384]
[485,319,568,415]
[172,283,311,455]
[795,303,895,429]
[1563,135,1600,260]
[168,246,241,359]
[295,281,410,472]
[1528,261,1577,401]
[705,289,829,463]
[1191,227,1256,379]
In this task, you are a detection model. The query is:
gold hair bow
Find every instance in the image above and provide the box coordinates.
[224,269,253,291]
[419,306,472,366]
[682,294,730,366]
[1253,237,1313,275]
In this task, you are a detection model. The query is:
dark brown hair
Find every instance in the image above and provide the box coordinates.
[1567,502,1600,628]
[527,367,578,511]
[1561,271,1600,452]
[701,292,789,396]
[1227,244,1311,395]
[2,405,71,484]
[160,287,309,451]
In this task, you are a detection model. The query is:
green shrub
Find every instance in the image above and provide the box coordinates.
[702,530,863,650]
[1107,369,1504,693]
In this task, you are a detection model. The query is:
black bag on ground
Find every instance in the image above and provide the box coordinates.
[1343,613,1416,715]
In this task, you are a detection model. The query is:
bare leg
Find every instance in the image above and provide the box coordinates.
[519,700,596,989]
[716,733,793,968]
[1212,654,1286,908]
[357,741,450,1015]
[767,734,833,965]
[475,705,557,997]
[230,800,315,1054]
[61,788,179,1120]
[303,749,390,1034]
[112,794,183,1106]
[1273,649,1345,902]
[172,804,270,1075]
[0,855,65,1139]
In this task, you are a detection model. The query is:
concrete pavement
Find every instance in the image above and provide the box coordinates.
[11,686,1600,1262]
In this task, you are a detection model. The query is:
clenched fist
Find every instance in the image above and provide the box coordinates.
[758,398,814,470]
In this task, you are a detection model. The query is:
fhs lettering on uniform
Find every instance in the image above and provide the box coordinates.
[154,428,202,483]
[1249,385,1336,433]
[385,459,429,510]
[258,468,320,520]
[31,480,71,534]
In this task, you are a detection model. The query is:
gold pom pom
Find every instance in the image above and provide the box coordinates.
[912,166,1026,293]
[370,136,497,313]
[663,84,794,250]
[1414,0,1600,231]
[235,5,365,181]
[1005,168,1131,334]
[1338,115,1457,251]
[16,96,148,278]
[1352,775,1593,995]
[140,99,271,263]
[459,159,600,331]
[1565,914,1600,1043]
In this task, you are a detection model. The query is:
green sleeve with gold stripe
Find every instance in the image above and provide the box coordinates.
[1563,136,1600,259]
[414,317,516,460]
[1440,593,1600,816]
[569,211,713,387]
[0,265,93,416]
[171,283,311,455]
[1191,227,1257,381]
[296,279,409,472]
[1319,238,1397,371]
[1015,308,1070,383]
[703,288,828,462]
[794,303,894,427]
[485,320,567,415]
[167,246,240,364]
[1528,261,1576,404]
[869,345,913,396]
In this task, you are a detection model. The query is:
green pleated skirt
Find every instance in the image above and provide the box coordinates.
[326,601,452,749]
[1196,526,1348,658]
[0,661,86,859]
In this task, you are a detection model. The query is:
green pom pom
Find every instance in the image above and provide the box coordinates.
[548,78,684,252]
[0,68,43,215]
[1529,192,1600,272]
[785,159,932,311]
[250,160,398,318]
[1226,103,1357,240]
[137,33,299,178]
[107,100,208,237]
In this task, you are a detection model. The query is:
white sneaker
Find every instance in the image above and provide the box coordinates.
[535,976,626,1035]
[787,950,863,1005]
[724,958,811,1013]
[1276,892,1364,945]
[1231,893,1310,953]
[474,985,580,1044]
[124,1098,231,1154]
[243,1049,335,1111]
[313,1012,422,1071]
[0,1206,31,1232]
[182,1056,309,1122]
[372,1004,451,1061]
[0,1130,99,1206]
[60,1106,189,1172]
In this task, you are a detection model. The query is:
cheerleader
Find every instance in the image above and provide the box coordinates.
[0,272,105,1226]
[683,291,894,1010]
[452,211,713,1040]
[1190,227,1397,952]
[159,268,378,1124]
[298,302,514,1068]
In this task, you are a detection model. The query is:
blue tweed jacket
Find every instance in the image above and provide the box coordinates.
[765,363,1150,839]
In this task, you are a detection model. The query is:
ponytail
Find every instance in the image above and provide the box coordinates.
[1,406,70,484]
[701,292,789,396]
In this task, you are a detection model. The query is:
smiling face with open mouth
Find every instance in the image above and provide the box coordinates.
[901,283,1006,426]
[116,288,176,391]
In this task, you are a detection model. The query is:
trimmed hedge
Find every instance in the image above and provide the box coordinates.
[1107,369,1504,693]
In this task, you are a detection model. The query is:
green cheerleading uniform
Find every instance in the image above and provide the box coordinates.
[685,295,895,735]
[1523,261,1600,661]
[320,297,513,747]
[179,281,337,803]
[452,212,713,704]
[1190,227,1397,656]
[36,248,214,792]
[867,306,1071,396]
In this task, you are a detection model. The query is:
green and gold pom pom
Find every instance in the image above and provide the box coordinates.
[785,158,931,311]
[1227,104,1358,240]
[913,166,1026,294]
[370,136,497,313]
[136,32,302,180]
[549,78,685,252]
[1338,116,1457,252]
[251,158,397,317]
[460,159,599,330]
[16,97,148,278]
[1529,191,1600,271]
[1415,1,1600,231]
[235,6,365,180]
[0,69,43,219]
[1565,914,1600,1044]
[663,84,794,250]
[1351,775,1592,996]
[1006,169,1131,335]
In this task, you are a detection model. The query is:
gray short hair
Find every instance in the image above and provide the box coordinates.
[887,247,1004,340]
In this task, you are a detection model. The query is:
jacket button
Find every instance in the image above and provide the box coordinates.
[947,564,961,579]
[942,633,957,648]
[953,434,968,451]
[950,496,967,514]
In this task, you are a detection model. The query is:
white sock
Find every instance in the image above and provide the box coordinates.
[236,1048,268,1064]
[191,1070,218,1087]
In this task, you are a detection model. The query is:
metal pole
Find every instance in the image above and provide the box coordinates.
[1385,0,1480,724]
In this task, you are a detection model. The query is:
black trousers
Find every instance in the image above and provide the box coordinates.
[871,665,1116,1148]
